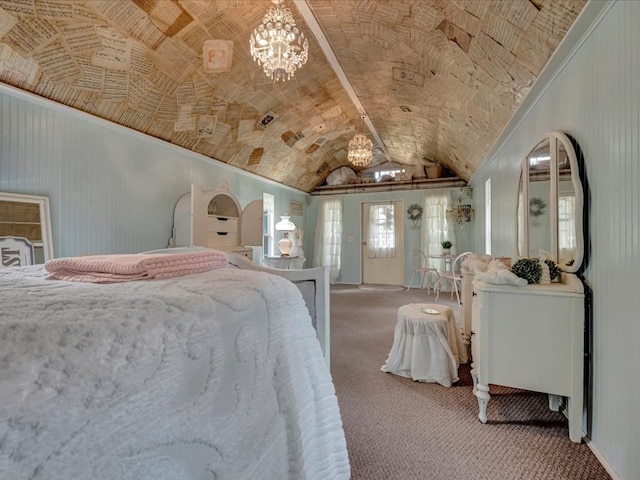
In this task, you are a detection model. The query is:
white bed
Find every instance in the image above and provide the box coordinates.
[0,251,349,480]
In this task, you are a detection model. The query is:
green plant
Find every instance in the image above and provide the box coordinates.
[545,259,561,281]
[511,258,542,284]
[441,240,452,249]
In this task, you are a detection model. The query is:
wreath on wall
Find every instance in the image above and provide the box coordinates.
[407,204,423,230]
[529,197,547,217]
[407,204,423,221]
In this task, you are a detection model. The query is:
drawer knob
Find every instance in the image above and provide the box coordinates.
[472,291,477,297]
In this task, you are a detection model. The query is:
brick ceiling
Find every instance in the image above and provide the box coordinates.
[0,0,587,192]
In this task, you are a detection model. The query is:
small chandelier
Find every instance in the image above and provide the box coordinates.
[249,0,309,82]
[348,115,373,167]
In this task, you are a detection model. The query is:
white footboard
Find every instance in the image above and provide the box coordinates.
[227,253,331,366]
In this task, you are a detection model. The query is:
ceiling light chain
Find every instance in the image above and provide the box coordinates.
[348,114,373,167]
[250,0,309,82]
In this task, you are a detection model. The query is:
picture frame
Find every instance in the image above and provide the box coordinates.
[289,200,303,216]
[0,192,53,264]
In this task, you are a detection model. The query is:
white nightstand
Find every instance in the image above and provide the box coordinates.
[263,256,305,269]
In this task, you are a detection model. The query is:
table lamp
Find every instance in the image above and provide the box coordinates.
[275,215,296,256]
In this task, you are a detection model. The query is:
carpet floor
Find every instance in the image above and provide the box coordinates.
[358,284,406,292]
[330,285,611,480]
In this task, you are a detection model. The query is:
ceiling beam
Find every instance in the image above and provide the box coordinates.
[293,0,390,161]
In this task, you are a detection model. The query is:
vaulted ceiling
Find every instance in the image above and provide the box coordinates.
[0,0,587,192]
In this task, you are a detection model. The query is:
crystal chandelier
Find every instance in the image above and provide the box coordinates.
[348,115,373,167]
[249,0,309,82]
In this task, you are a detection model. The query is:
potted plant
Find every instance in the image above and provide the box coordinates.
[441,240,453,255]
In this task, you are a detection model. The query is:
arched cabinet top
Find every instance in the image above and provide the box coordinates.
[172,182,262,251]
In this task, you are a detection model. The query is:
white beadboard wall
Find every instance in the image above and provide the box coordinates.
[471,1,639,479]
[0,86,307,258]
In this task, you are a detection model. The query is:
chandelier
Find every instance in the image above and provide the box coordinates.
[348,115,373,167]
[249,0,309,82]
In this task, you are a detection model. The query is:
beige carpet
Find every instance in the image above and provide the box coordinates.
[330,285,611,480]
[358,284,405,292]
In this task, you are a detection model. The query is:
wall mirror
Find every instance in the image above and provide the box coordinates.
[0,192,53,266]
[516,131,584,274]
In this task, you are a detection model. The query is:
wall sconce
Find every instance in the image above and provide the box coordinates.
[446,187,474,224]
[275,215,296,255]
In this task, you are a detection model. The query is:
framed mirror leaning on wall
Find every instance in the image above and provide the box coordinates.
[516,131,584,274]
[0,192,53,266]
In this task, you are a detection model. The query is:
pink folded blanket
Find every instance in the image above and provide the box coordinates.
[45,251,228,283]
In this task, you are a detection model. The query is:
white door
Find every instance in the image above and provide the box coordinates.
[361,201,404,285]
[190,184,207,247]
[240,199,263,246]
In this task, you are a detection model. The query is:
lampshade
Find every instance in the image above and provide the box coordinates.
[275,215,296,231]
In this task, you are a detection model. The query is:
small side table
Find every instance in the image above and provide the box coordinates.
[263,256,305,269]
[381,303,465,387]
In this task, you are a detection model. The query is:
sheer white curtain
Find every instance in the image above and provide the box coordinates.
[313,198,342,284]
[263,192,275,257]
[420,189,456,269]
[367,203,396,258]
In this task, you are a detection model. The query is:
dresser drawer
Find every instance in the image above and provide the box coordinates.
[234,248,253,259]
[208,231,238,246]
[213,246,253,259]
[207,216,238,233]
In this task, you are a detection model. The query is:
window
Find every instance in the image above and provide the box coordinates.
[367,204,396,258]
[312,198,342,283]
[558,194,576,263]
[421,189,456,268]
[373,168,405,181]
[485,178,492,256]
[263,192,274,257]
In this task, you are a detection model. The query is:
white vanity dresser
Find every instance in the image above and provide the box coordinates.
[470,131,588,443]
[470,274,585,442]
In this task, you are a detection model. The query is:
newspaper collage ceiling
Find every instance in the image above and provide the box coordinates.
[0,0,587,192]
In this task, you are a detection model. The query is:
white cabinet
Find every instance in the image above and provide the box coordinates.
[172,183,262,259]
[460,269,474,360]
[470,273,585,442]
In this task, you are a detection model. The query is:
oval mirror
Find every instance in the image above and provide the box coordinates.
[515,132,584,274]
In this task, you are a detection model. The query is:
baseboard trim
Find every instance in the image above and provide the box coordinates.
[585,438,620,480]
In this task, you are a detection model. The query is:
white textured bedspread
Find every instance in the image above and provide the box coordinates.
[0,266,350,480]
